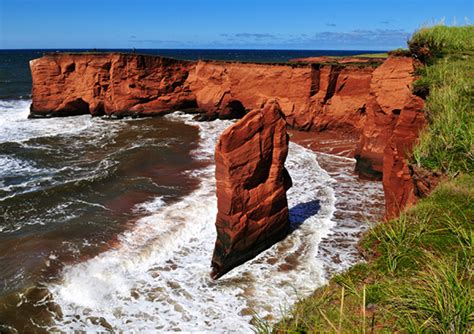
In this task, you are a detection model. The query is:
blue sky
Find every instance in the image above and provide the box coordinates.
[1,0,472,50]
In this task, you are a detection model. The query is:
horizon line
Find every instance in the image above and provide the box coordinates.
[0,47,390,52]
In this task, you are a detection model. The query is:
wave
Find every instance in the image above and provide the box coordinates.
[47,113,344,332]
[0,99,95,144]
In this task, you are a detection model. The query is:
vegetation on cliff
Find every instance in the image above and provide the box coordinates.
[411,25,474,174]
[259,25,473,333]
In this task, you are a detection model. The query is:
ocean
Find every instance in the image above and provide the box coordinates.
[0,49,384,332]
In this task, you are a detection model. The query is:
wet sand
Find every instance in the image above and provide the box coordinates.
[289,129,360,158]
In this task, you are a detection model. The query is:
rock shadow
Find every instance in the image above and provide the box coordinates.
[289,199,321,231]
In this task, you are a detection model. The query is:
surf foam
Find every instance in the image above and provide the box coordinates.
[47,113,383,332]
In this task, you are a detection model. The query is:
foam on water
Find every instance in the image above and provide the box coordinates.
[0,99,123,192]
[133,196,166,214]
[315,152,385,274]
[0,100,97,144]
[45,113,383,332]
[0,99,126,235]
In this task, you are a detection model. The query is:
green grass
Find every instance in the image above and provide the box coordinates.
[411,26,474,174]
[256,25,474,334]
[350,53,389,58]
[260,175,473,333]
[409,25,474,58]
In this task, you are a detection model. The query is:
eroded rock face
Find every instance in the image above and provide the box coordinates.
[353,57,426,216]
[309,65,373,132]
[211,101,292,279]
[30,53,196,117]
[187,61,314,125]
[30,54,375,132]
[355,56,422,177]
[383,96,426,218]
[187,61,376,132]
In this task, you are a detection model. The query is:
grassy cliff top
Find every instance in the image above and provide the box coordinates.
[411,25,474,174]
[410,25,474,56]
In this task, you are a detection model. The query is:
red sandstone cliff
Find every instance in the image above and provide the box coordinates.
[355,57,422,176]
[30,54,374,132]
[29,53,426,219]
[187,61,313,123]
[383,96,425,218]
[30,53,196,117]
[211,101,292,279]
[352,57,426,217]
[187,61,376,132]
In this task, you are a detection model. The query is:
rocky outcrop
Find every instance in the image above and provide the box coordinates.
[383,95,425,218]
[30,53,426,219]
[353,56,426,216]
[354,57,424,177]
[30,53,196,117]
[187,61,314,124]
[211,101,292,279]
[309,65,373,132]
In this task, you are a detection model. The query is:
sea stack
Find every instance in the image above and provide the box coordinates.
[211,100,292,279]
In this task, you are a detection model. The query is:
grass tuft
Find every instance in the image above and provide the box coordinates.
[393,254,472,333]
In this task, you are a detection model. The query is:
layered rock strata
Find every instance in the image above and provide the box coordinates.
[355,57,423,177]
[352,57,426,217]
[29,53,376,131]
[211,101,292,279]
[382,96,426,218]
[30,53,196,117]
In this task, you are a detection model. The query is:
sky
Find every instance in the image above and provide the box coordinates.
[1,0,472,50]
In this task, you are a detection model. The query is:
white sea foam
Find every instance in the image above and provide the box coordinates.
[0,154,42,179]
[47,113,383,332]
[0,100,97,144]
[0,99,124,196]
[132,196,166,214]
[0,153,53,202]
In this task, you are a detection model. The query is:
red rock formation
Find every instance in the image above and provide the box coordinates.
[211,101,292,279]
[188,61,375,132]
[352,56,426,216]
[383,96,426,218]
[310,66,373,132]
[30,54,373,132]
[355,57,423,178]
[29,53,426,219]
[30,53,196,117]
[187,61,314,124]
